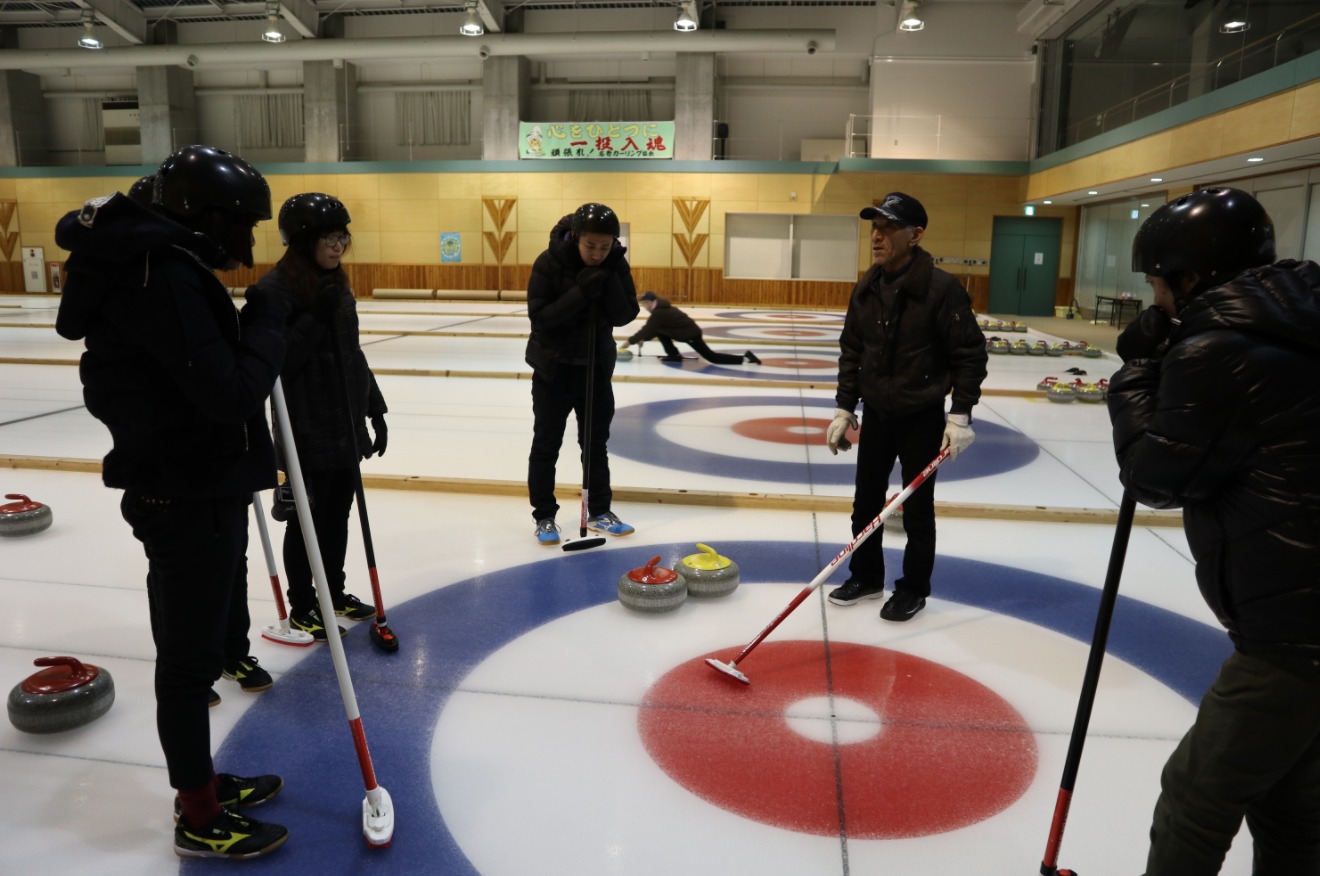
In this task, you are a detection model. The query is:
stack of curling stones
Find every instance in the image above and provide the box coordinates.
[0,493,53,537]
[677,543,740,598]
[618,556,686,613]
[8,656,115,734]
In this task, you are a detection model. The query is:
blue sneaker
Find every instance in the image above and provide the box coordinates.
[535,518,560,545]
[587,511,634,537]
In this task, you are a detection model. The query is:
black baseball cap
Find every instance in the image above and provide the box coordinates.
[639,291,657,302]
[860,192,928,229]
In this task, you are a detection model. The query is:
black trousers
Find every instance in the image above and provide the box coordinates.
[281,466,358,616]
[122,491,250,792]
[1146,650,1320,875]
[528,363,614,521]
[656,332,744,364]
[846,402,945,596]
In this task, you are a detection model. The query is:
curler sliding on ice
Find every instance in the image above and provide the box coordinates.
[271,375,394,847]
[706,447,951,684]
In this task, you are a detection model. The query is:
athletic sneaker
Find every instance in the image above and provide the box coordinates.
[880,590,926,622]
[289,609,347,642]
[208,689,221,708]
[587,511,634,537]
[827,579,886,606]
[174,807,288,860]
[744,350,762,364]
[221,656,273,693]
[535,518,560,545]
[334,593,377,621]
[174,773,284,821]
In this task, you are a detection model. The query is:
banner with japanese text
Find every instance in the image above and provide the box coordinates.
[519,121,673,159]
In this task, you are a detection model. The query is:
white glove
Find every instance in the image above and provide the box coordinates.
[942,413,974,459]
[826,408,858,455]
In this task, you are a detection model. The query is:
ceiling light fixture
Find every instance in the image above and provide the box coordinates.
[460,3,484,36]
[1247,156,1264,163]
[77,10,102,50]
[897,0,924,32]
[261,1,286,43]
[674,0,698,32]
[1219,6,1250,34]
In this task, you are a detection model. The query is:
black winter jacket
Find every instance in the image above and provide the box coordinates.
[834,247,987,420]
[525,216,640,379]
[628,296,701,345]
[251,267,387,473]
[54,192,285,499]
[1107,259,1320,657]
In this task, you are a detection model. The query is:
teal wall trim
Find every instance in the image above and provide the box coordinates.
[0,159,846,178]
[836,158,1029,175]
[1030,51,1320,174]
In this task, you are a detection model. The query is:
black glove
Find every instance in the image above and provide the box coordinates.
[241,284,290,329]
[1116,305,1172,362]
[577,266,608,299]
[315,276,343,323]
[368,414,388,458]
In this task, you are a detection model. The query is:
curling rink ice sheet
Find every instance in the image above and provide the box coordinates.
[0,297,1255,875]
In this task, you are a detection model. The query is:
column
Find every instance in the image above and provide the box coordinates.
[674,52,715,161]
[482,55,530,160]
[137,65,198,165]
[304,59,354,162]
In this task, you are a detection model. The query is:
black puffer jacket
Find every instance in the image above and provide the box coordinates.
[54,192,285,499]
[525,215,640,378]
[250,267,387,472]
[1107,259,1320,657]
[628,295,700,344]
[834,247,987,420]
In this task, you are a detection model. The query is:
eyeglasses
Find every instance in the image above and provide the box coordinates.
[319,233,351,247]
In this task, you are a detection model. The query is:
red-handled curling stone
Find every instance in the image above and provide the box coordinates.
[617,555,687,613]
[0,494,53,537]
[677,543,740,598]
[8,656,115,734]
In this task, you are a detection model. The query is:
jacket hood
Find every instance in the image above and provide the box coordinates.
[1177,260,1320,357]
[54,192,230,341]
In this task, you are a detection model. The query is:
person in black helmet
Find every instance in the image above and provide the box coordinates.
[54,145,289,860]
[251,192,386,640]
[825,192,987,623]
[525,202,641,545]
[1107,187,1320,875]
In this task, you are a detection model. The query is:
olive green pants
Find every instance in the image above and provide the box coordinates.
[1146,649,1320,875]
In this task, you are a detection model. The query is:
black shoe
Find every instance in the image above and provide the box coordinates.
[827,579,885,606]
[174,773,284,821]
[660,354,683,363]
[174,807,288,860]
[221,656,273,692]
[208,689,221,708]
[744,351,761,365]
[334,593,377,621]
[290,609,347,642]
[880,590,927,622]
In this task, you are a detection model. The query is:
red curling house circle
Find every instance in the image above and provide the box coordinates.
[637,640,1037,838]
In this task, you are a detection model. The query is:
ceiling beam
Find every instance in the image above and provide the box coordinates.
[81,0,149,46]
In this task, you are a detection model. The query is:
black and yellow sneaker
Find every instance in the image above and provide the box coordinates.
[334,593,377,621]
[174,807,288,860]
[289,609,346,642]
[174,773,284,822]
[221,656,273,693]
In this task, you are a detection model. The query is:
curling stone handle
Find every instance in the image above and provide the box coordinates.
[34,656,95,682]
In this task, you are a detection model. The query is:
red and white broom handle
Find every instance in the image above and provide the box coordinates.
[250,492,291,623]
[270,376,382,793]
[727,446,951,667]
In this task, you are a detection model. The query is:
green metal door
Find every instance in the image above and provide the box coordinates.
[987,217,1062,317]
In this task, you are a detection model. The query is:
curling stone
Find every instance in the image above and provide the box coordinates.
[678,543,740,598]
[618,556,687,613]
[8,656,115,734]
[616,347,634,361]
[0,494,53,537]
